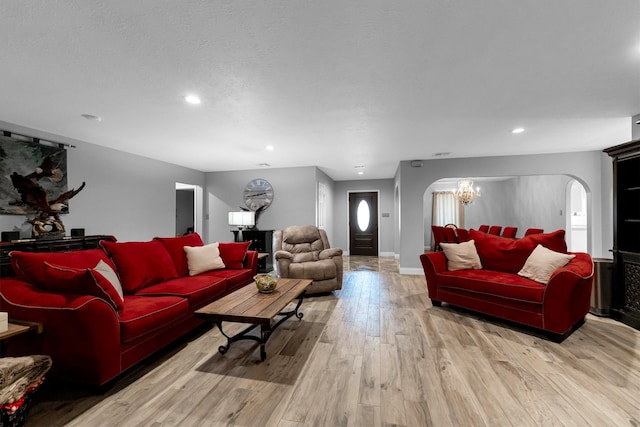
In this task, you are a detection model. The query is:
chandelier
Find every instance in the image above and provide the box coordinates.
[454,179,481,205]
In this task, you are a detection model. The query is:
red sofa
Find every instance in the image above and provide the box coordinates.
[420,229,594,339]
[0,233,258,385]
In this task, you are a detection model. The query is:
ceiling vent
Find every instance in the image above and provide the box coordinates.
[410,160,424,168]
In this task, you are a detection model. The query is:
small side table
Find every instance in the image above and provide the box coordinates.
[0,322,43,357]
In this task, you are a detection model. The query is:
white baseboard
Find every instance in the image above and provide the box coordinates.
[379,251,395,257]
[399,267,423,275]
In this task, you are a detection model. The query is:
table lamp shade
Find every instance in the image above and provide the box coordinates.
[228,211,255,227]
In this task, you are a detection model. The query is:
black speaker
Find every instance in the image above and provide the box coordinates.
[70,228,85,237]
[1,231,20,242]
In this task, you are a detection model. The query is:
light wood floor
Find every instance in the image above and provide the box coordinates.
[27,256,640,426]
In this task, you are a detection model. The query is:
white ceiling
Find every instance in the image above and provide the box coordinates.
[1,1,639,181]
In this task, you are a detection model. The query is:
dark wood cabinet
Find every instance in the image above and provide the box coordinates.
[232,230,273,274]
[605,139,640,330]
[0,235,116,278]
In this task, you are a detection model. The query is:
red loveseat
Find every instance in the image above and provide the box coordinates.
[0,233,258,385]
[420,229,594,339]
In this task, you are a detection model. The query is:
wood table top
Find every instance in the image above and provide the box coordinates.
[195,278,312,325]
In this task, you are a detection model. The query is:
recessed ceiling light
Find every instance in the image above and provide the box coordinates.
[434,152,450,157]
[635,119,640,125]
[512,128,525,134]
[185,95,201,104]
[357,171,364,175]
[354,165,364,169]
[81,114,101,122]
[258,163,271,167]
[266,145,275,151]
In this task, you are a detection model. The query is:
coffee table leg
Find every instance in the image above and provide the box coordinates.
[215,321,262,355]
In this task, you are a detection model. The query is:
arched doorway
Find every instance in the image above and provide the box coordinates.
[566,179,588,252]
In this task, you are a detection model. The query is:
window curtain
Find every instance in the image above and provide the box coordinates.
[432,191,464,228]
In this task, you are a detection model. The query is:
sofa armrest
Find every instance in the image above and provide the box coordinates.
[274,250,293,278]
[319,248,342,259]
[244,250,259,277]
[542,252,594,334]
[419,252,447,303]
[0,278,122,384]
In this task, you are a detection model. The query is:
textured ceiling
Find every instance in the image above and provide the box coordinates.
[1,1,639,180]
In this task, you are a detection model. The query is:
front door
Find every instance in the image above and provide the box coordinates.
[349,192,379,256]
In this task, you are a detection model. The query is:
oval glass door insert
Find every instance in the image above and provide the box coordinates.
[357,200,370,231]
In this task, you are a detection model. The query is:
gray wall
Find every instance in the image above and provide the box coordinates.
[334,179,395,255]
[0,121,205,241]
[397,151,613,274]
[423,176,574,249]
[204,167,319,244]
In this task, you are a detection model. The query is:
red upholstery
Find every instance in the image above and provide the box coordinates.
[488,225,502,235]
[525,228,544,236]
[42,262,124,313]
[456,228,470,243]
[101,240,179,293]
[478,225,489,233]
[431,225,446,251]
[0,238,259,385]
[443,227,457,244]
[10,249,116,288]
[419,231,593,337]
[501,227,518,239]
[135,275,227,310]
[155,233,205,277]
[218,241,252,269]
[200,268,254,293]
[118,295,189,343]
[469,229,567,274]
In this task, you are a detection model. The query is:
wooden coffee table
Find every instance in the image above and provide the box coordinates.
[195,278,312,361]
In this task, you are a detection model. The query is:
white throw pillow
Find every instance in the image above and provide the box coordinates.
[518,244,575,284]
[93,259,124,299]
[440,240,483,271]
[184,242,226,276]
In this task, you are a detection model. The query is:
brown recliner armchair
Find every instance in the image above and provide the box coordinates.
[273,225,343,294]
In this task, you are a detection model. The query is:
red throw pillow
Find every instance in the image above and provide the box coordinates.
[154,233,204,276]
[100,240,178,293]
[218,241,252,269]
[9,249,116,288]
[469,229,567,274]
[43,262,124,314]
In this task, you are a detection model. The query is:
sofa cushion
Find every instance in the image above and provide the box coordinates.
[9,249,116,288]
[469,229,567,274]
[440,240,482,271]
[135,275,227,310]
[100,240,179,294]
[218,241,251,269]
[118,295,189,344]
[438,269,546,304]
[43,261,125,313]
[518,244,576,284]
[154,233,204,277]
[200,268,253,292]
[184,242,225,276]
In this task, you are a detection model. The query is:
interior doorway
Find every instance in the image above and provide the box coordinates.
[175,183,198,236]
[348,191,379,255]
[567,179,588,252]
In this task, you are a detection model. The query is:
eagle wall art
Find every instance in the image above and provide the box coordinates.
[1,134,84,217]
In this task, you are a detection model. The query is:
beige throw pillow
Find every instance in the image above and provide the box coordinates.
[184,242,225,276]
[440,240,483,271]
[518,244,575,284]
[93,259,124,300]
